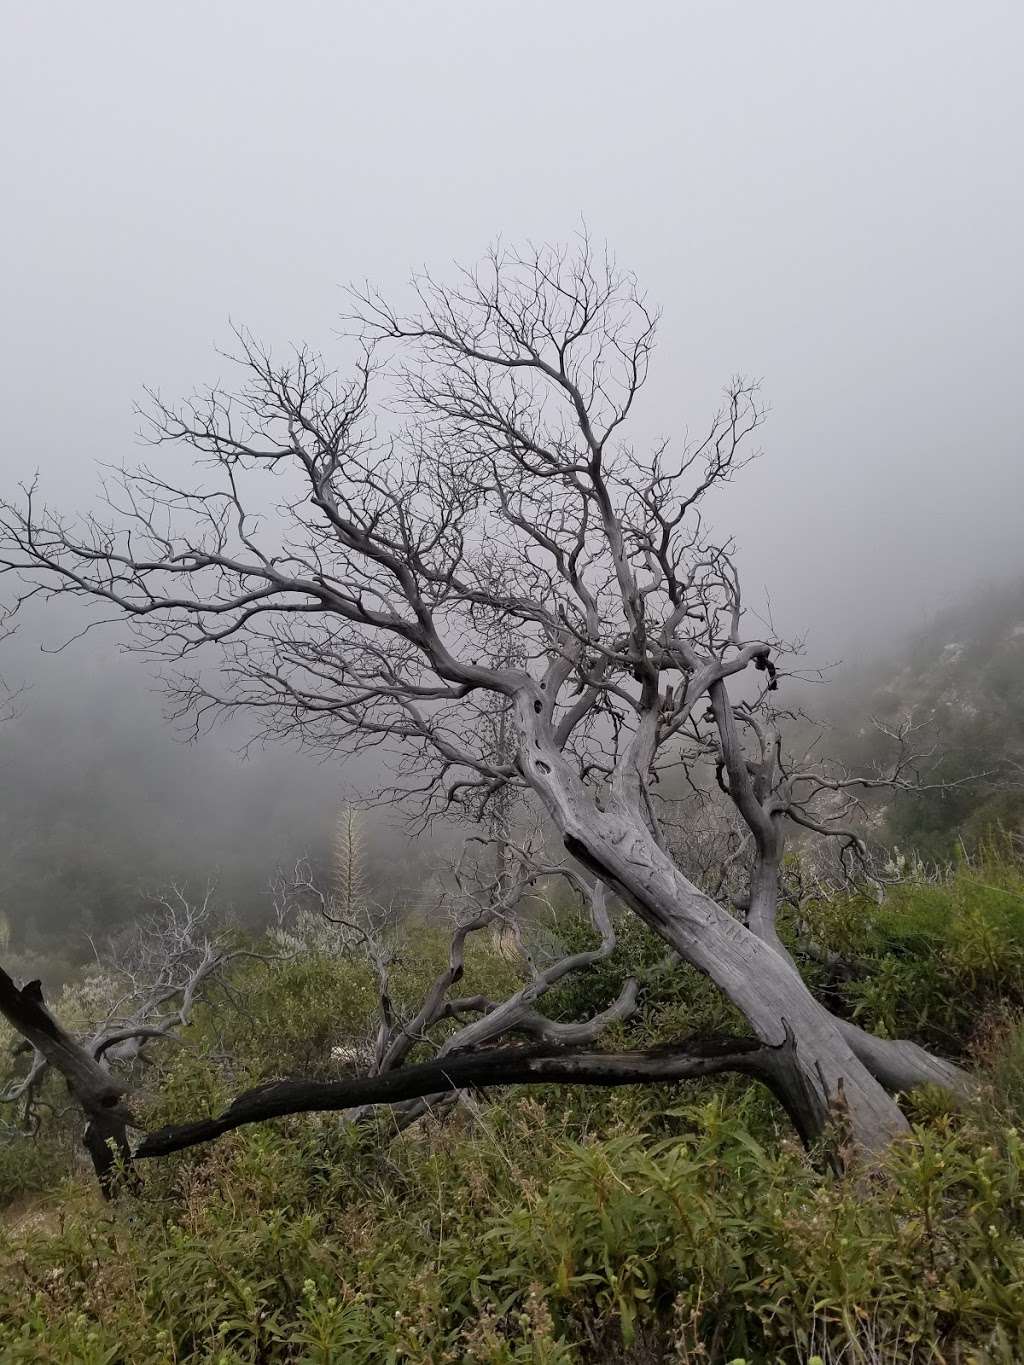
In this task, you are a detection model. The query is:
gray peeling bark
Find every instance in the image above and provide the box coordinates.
[705,682,974,1103]
[741,843,971,1097]
[515,696,912,1156]
[722,822,972,1099]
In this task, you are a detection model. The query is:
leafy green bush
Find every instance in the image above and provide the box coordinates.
[8,859,1024,1360]
[5,1044,1024,1362]
[797,852,1024,1053]
[0,1132,65,1209]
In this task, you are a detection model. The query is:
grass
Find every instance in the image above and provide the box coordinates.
[4,857,1024,1361]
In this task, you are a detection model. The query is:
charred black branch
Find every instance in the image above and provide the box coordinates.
[136,1030,830,1159]
[0,964,136,1194]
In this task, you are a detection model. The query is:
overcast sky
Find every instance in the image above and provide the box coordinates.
[3,0,1022,652]
[1,2,1022,934]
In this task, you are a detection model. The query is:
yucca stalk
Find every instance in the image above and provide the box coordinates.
[331,805,368,917]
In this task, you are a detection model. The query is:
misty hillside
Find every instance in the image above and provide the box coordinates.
[3,577,1020,982]
[825,576,1024,854]
[0,627,441,978]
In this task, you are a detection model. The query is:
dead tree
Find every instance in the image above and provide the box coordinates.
[0,851,842,1185]
[0,888,251,1192]
[697,702,983,1091]
[272,828,642,1129]
[135,1034,830,1161]
[0,237,973,1156]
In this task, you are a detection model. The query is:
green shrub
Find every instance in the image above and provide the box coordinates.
[798,855,1024,1052]
[9,863,1024,1360]
[6,1015,1024,1365]
[5,1052,1024,1362]
[0,1133,66,1209]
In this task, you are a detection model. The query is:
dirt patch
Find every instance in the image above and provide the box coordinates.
[1,1192,65,1238]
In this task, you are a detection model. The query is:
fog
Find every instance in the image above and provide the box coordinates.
[1,2,1022,948]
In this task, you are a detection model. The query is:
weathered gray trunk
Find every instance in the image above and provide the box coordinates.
[735,847,974,1100]
[836,1020,974,1095]
[572,819,908,1152]
[517,698,911,1154]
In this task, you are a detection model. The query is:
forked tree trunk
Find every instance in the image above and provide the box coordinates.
[742,847,973,1099]
[518,706,912,1156]
[570,820,909,1153]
